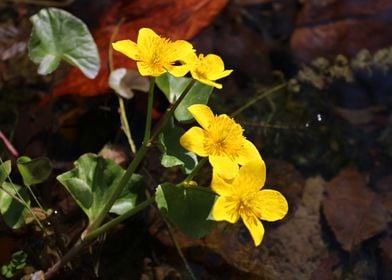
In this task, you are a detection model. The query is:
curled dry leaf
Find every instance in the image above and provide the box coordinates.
[46,0,228,102]
[322,168,391,252]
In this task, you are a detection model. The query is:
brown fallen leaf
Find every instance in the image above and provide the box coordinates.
[322,168,391,252]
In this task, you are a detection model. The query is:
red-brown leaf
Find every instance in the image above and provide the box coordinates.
[322,168,391,252]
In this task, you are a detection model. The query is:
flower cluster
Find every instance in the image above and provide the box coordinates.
[112,28,232,88]
[180,105,288,246]
[112,27,288,246]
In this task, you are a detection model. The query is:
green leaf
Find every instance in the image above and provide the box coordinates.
[57,153,142,224]
[16,156,52,186]
[28,8,100,78]
[109,173,143,215]
[1,250,27,279]
[156,73,213,122]
[0,160,11,186]
[109,68,149,99]
[158,117,197,174]
[155,183,217,238]
[0,182,30,229]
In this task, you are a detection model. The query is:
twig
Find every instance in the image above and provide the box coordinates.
[0,130,19,157]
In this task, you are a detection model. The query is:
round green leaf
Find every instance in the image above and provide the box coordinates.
[17,156,52,186]
[156,73,213,122]
[0,160,11,186]
[0,182,30,229]
[28,8,100,78]
[155,183,217,238]
[57,153,143,224]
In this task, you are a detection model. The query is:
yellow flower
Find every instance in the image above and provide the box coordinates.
[186,53,233,89]
[180,104,261,179]
[211,160,288,246]
[112,28,195,77]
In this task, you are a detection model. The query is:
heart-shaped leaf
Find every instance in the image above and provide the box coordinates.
[16,156,52,186]
[155,183,217,238]
[0,160,11,186]
[158,117,197,174]
[156,73,213,122]
[57,153,142,224]
[0,182,30,229]
[28,8,100,78]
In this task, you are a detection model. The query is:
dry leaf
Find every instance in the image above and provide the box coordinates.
[322,168,391,251]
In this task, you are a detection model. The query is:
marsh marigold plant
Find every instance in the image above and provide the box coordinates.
[211,160,288,246]
[112,27,194,77]
[180,104,261,179]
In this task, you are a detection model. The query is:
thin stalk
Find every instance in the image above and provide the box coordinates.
[143,78,155,144]
[162,215,197,280]
[25,184,45,210]
[118,97,136,154]
[87,77,155,232]
[44,239,86,280]
[87,144,148,232]
[108,17,136,154]
[149,79,195,143]
[84,196,155,241]
[230,83,286,117]
[181,157,208,185]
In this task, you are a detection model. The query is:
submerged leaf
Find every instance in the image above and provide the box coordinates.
[322,168,391,251]
[28,8,100,78]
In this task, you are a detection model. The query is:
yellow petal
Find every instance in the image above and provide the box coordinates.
[179,127,208,157]
[112,40,139,60]
[241,212,265,246]
[136,61,164,77]
[211,170,234,196]
[168,64,191,77]
[254,190,288,222]
[193,76,223,89]
[137,27,160,46]
[209,155,239,179]
[237,140,263,166]
[188,104,215,130]
[209,69,233,81]
[165,40,195,62]
[233,160,266,192]
[212,196,240,223]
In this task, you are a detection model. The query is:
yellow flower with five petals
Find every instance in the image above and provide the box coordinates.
[112,28,195,77]
[186,53,233,89]
[180,104,261,179]
[211,160,288,246]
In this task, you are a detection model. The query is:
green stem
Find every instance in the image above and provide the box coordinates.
[118,97,136,154]
[149,79,195,143]
[181,157,208,185]
[87,78,155,232]
[25,184,45,210]
[230,83,286,117]
[143,78,155,144]
[84,196,155,241]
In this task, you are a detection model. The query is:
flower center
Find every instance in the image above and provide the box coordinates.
[203,115,244,158]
